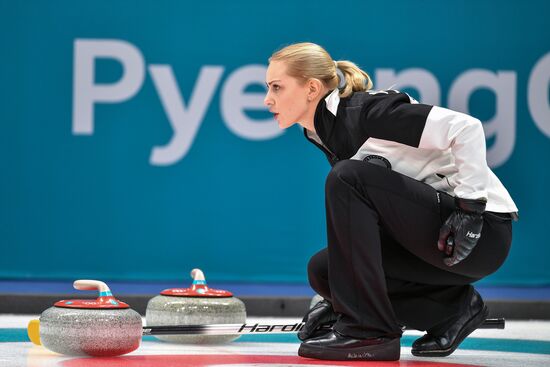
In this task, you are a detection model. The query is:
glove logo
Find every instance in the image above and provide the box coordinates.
[466,231,481,239]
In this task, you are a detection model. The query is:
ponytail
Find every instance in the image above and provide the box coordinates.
[334,60,373,98]
[270,42,372,98]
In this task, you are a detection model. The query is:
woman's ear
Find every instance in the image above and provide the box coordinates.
[307,78,324,101]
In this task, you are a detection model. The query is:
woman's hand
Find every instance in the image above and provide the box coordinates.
[438,197,487,266]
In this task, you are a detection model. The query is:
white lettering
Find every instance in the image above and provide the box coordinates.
[72,39,145,134]
[448,69,516,168]
[528,52,550,137]
[466,231,481,239]
[375,68,441,105]
[148,65,223,166]
[221,65,282,140]
[71,39,550,167]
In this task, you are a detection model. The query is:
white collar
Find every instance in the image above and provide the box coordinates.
[324,89,340,116]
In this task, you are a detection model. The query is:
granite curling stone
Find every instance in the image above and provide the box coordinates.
[39,280,142,356]
[146,268,246,344]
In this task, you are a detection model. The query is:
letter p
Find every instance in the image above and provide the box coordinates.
[72,39,145,134]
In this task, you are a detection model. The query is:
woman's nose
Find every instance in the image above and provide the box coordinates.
[264,92,273,107]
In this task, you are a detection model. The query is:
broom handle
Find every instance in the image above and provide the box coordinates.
[143,318,505,336]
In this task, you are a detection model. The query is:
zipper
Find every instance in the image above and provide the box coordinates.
[304,130,339,163]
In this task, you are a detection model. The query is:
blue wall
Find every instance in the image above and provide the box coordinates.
[1,0,549,285]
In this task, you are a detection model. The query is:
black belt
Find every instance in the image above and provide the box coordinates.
[486,211,519,221]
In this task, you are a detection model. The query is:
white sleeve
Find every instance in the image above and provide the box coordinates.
[418,106,489,200]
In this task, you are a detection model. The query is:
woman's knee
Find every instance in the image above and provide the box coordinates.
[307,249,328,286]
[325,160,365,192]
[464,219,512,279]
[325,159,387,198]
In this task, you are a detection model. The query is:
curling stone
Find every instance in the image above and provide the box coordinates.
[146,268,246,344]
[37,280,142,356]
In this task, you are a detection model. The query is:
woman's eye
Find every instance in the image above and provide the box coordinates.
[272,85,280,91]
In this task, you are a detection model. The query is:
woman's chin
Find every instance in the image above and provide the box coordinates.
[278,120,290,129]
[278,119,298,129]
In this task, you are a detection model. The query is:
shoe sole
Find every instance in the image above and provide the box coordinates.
[298,338,400,361]
[411,305,489,357]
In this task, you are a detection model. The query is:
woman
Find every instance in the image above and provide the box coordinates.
[263,42,518,361]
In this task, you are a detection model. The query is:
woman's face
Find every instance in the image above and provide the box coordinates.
[264,61,310,129]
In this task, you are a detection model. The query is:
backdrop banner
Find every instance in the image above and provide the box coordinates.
[1,0,549,285]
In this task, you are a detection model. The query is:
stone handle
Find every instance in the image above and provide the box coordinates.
[73,280,112,295]
[190,269,206,281]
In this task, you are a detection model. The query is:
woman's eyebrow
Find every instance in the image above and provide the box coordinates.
[266,79,282,86]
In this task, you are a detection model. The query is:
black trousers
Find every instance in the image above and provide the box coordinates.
[308,160,513,339]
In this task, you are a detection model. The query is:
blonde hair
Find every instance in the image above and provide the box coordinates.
[269,42,373,98]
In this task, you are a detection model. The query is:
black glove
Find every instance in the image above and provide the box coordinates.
[438,197,486,267]
[297,299,337,341]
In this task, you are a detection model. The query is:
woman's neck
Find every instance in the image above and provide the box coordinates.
[299,118,315,133]
[298,94,326,133]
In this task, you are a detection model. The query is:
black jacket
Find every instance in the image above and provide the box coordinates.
[303,89,517,213]
[305,89,432,165]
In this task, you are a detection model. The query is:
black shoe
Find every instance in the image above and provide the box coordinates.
[411,290,489,357]
[298,330,400,361]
